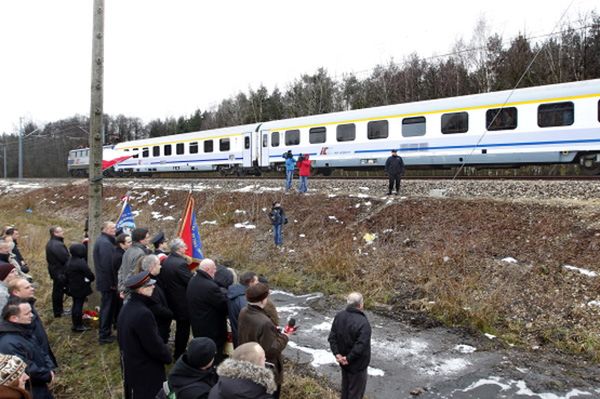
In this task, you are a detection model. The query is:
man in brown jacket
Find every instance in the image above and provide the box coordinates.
[237,283,289,399]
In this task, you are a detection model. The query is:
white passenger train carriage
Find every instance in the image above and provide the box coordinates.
[67,79,600,176]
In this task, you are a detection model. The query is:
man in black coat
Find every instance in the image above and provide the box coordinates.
[0,298,55,399]
[66,243,95,332]
[160,238,193,360]
[187,258,228,365]
[328,292,372,399]
[45,226,69,318]
[93,221,118,344]
[117,271,172,399]
[384,149,405,195]
[227,271,258,347]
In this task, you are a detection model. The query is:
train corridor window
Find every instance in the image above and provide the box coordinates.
[244,136,250,149]
[204,140,213,153]
[402,117,426,137]
[164,145,172,156]
[142,148,149,158]
[176,143,184,155]
[441,112,469,134]
[367,120,389,139]
[133,148,139,158]
[337,124,355,142]
[486,107,517,131]
[285,130,300,145]
[262,134,268,148]
[189,142,199,154]
[220,139,230,152]
[152,146,160,157]
[309,127,326,144]
[538,102,574,127]
[271,132,280,147]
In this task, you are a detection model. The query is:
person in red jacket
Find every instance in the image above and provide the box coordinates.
[297,154,311,193]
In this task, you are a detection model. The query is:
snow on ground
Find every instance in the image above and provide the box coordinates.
[201,220,217,225]
[462,377,594,399]
[501,257,518,264]
[454,344,477,354]
[234,222,256,229]
[562,265,598,277]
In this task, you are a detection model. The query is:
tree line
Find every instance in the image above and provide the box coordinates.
[3,14,599,177]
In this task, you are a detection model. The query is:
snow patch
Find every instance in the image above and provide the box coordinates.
[563,265,597,277]
[162,216,175,221]
[201,220,218,225]
[234,222,256,229]
[423,358,470,375]
[501,257,518,264]
[464,377,594,398]
[234,209,246,214]
[587,300,600,307]
[454,344,477,354]
[484,333,496,340]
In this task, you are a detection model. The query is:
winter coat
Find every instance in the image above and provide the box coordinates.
[93,233,116,292]
[12,241,26,270]
[0,321,54,399]
[263,299,280,327]
[28,300,58,368]
[284,155,296,172]
[269,207,286,226]
[45,236,69,282]
[0,281,9,314]
[208,359,276,399]
[186,269,228,350]
[0,385,32,399]
[150,283,174,344]
[117,292,172,399]
[112,246,125,281]
[118,243,150,292]
[227,284,247,347]
[165,354,218,399]
[328,305,372,373]
[160,252,193,320]
[214,265,234,291]
[66,244,95,298]
[237,305,288,385]
[384,154,405,176]
[297,156,311,177]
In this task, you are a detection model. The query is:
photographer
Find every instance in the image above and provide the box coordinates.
[282,150,295,191]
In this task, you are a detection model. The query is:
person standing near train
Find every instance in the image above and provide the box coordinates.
[283,150,296,192]
[297,154,311,193]
[384,149,405,195]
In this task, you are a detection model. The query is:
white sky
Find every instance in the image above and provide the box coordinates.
[0,0,597,134]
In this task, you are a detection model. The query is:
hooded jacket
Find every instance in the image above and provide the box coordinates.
[226,283,247,346]
[166,354,218,399]
[66,243,95,298]
[208,359,276,399]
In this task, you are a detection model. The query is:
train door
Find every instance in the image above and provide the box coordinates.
[242,132,252,167]
[259,129,270,167]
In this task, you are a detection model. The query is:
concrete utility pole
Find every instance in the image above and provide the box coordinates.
[88,0,105,268]
[18,119,23,179]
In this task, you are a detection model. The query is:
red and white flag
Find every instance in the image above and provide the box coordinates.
[102,148,134,171]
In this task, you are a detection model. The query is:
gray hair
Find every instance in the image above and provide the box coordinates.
[140,255,160,271]
[169,238,186,253]
[346,292,363,307]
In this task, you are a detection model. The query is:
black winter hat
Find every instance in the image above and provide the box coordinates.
[186,337,216,368]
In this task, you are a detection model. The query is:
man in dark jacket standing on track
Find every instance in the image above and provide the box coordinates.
[118,271,172,399]
[161,238,193,360]
[93,221,118,344]
[384,149,405,195]
[328,292,372,399]
[45,226,69,318]
[187,258,228,365]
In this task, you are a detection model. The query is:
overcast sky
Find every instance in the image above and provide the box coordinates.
[0,0,597,134]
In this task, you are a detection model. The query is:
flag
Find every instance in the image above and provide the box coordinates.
[116,195,136,235]
[177,193,204,269]
[102,148,135,171]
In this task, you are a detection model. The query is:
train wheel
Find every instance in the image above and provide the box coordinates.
[581,164,600,175]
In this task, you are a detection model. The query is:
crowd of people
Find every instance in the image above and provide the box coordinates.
[0,215,374,398]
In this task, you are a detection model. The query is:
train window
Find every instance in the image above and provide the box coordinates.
[486,107,517,131]
[164,145,172,156]
[538,102,574,127]
[244,136,250,149]
[220,139,230,152]
[598,100,600,122]
[152,146,160,157]
[176,143,184,155]
[441,112,469,134]
[402,117,426,137]
[271,132,280,147]
[262,134,268,148]
[204,140,213,153]
[285,130,300,145]
[190,142,198,154]
[367,120,388,139]
[142,148,149,158]
[123,149,129,152]
[133,148,139,158]
[309,127,326,144]
[336,124,355,142]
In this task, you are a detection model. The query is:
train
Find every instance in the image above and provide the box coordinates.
[68,79,600,177]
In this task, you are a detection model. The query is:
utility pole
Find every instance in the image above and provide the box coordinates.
[88,0,105,269]
[3,146,6,178]
[18,118,23,179]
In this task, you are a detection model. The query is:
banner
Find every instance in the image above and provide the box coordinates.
[177,193,204,269]
[116,195,136,235]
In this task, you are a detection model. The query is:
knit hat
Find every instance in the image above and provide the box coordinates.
[246,282,269,303]
[186,337,216,368]
[0,354,26,385]
[0,261,15,281]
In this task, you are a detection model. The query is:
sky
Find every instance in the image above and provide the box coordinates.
[0,0,597,134]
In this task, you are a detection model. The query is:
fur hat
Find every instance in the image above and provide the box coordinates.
[0,261,15,281]
[246,282,269,303]
[0,354,26,385]
[186,337,216,368]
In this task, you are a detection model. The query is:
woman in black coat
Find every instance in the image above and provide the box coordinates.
[136,255,173,343]
[65,243,95,332]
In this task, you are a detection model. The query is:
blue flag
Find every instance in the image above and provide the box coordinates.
[116,203,136,235]
[191,211,203,260]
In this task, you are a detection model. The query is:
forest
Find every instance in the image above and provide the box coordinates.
[3,15,600,177]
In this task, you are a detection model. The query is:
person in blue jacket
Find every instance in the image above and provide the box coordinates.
[282,151,296,191]
[269,202,287,247]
